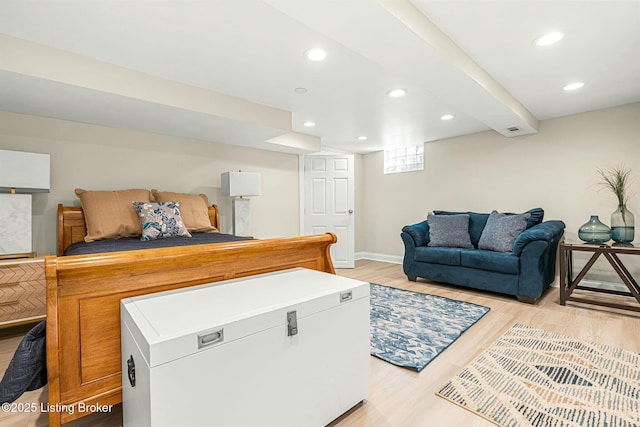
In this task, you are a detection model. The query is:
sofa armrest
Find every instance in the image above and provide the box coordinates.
[513,220,566,256]
[402,220,429,247]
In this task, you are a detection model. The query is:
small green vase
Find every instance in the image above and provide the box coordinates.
[611,204,634,243]
[578,216,611,243]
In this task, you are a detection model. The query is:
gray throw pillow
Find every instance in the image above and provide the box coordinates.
[478,211,530,252]
[427,213,474,249]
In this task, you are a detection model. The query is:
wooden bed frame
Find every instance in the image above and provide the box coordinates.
[45,204,336,426]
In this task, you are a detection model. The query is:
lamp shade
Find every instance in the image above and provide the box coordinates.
[221,172,262,197]
[0,149,50,193]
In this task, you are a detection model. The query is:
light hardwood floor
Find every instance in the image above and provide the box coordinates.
[1,260,639,427]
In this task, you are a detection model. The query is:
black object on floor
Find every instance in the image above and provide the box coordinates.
[0,320,47,404]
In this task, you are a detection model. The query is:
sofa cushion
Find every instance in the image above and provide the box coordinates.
[507,208,544,229]
[433,211,489,247]
[427,213,474,249]
[478,211,530,252]
[415,247,461,266]
[460,249,520,275]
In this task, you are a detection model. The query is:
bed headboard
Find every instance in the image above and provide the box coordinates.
[56,203,221,255]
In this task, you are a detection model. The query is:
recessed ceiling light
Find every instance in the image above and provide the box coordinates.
[303,121,316,127]
[357,136,368,140]
[534,32,564,47]
[305,48,327,61]
[294,87,308,94]
[440,114,455,121]
[387,88,407,98]
[563,82,584,91]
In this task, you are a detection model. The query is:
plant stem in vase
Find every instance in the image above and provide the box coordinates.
[610,204,634,244]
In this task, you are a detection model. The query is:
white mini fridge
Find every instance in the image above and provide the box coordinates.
[121,268,370,427]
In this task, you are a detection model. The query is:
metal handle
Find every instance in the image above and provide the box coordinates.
[0,282,19,288]
[287,311,298,336]
[0,300,19,307]
[127,355,136,388]
[198,329,224,348]
[348,209,354,214]
[340,291,352,303]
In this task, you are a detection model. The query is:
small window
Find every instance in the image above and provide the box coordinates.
[384,145,424,174]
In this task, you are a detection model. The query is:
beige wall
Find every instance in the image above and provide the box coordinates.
[2,103,639,280]
[0,112,300,255]
[359,102,640,279]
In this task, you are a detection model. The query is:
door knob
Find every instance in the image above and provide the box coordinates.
[348,209,354,214]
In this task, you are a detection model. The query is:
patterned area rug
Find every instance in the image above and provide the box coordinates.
[437,323,640,427]
[369,283,490,372]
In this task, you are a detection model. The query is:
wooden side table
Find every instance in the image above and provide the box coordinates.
[0,256,46,327]
[559,242,640,312]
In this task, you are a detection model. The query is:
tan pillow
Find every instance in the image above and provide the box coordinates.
[151,190,217,233]
[75,188,151,242]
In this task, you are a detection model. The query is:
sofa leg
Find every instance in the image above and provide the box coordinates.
[407,276,417,282]
[516,295,538,304]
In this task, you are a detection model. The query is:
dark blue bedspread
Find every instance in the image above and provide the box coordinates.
[64,232,250,256]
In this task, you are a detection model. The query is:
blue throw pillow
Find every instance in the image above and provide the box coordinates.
[478,211,530,252]
[427,213,474,249]
[433,210,489,247]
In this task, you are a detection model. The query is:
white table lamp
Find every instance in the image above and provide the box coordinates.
[221,171,261,237]
[0,149,50,257]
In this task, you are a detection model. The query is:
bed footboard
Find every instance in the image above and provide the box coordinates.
[45,233,336,426]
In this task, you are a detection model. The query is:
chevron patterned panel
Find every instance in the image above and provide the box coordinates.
[0,258,45,325]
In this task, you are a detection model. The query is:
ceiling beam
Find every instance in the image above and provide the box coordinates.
[379,0,539,136]
[0,33,325,153]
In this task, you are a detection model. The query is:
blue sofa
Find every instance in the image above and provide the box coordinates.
[401,209,565,303]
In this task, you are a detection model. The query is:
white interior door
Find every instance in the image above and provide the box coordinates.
[303,155,355,269]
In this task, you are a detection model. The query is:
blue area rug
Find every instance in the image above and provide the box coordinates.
[370,283,490,372]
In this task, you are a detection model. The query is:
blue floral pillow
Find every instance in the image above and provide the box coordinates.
[132,201,192,241]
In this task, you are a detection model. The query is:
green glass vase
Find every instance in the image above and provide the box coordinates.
[578,215,611,243]
[610,204,634,244]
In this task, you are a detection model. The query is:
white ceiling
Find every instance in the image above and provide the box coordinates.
[0,1,639,154]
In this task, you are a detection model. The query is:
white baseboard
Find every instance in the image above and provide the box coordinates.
[355,252,402,264]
